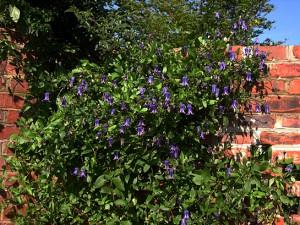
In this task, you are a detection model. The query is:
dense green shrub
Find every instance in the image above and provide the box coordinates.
[1,32,296,224]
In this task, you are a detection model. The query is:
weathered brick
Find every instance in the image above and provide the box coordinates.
[0,93,24,108]
[261,132,300,145]
[293,46,300,59]
[0,126,19,139]
[264,96,300,113]
[0,141,13,156]
[221,132,254,145]
[6,111,19,124]
[269,63,300,77]
[290,214,300,224]
[258,46,287,60]
[9,78,28,93]
[282,115,300,128]
[289,80,300,94]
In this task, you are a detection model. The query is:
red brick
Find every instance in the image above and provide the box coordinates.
[261,132,300,145]
[290,181,300,197]
[264,96,300,113]
[274,216,284,225]
[246,114,276,128]
[231,46,243,60]
[257,46,287,60]
[0,222,15,225]
[252,80,286,95]
[2,172,18,187]
[293,46,300,59]
[0,141,13,156]
[0,93,24,108]
[0,126,19,139]
[289,80,300,94]
[290,214,300,224]
[269,63,300,77]
[272,149,300,164]
[221,133,254,145]
[6,111,19,124]
[282,115,300,128]
[9,78,28,93]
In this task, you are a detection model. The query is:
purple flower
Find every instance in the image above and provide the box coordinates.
[184,210,189,219]
[80,169,86,178]
[73,167,79,176]
[84,83,88,91]
[212,84,217,93]
[177,198,182,205]
[140,87,146,96]
[183,45,188,53]
[121,102,126,110]
[230,52,235,61]
[245,47,250,56]
[124,117,130,127]
[215,213,220,220]
[148,76,154,84]
[265,104,270,114]
[187,104,193,115]
[215,88,220,98]
[157,48,162,56]
[164,160,169,169]
[223,86,229,95]
[219,61,226,71]
[140,44,145,51]
[113,151,119,160]
[255,104,261,113]
[138,118,145,126]
[95,118,100,127]
[61,97,66,107]
[206,65,211,72]
[162,86,168,94]
[218,105,224,114]
[255,37,259,45]
[241,20,247,30]
[70,76,75,86]
[231,100,237,109]
[228,46,233,52]
[246,72,252,82]
[196,126,201,133]
[154,64,159,73]
[44,92,50,101]
[137,125,144,136]
[180,219,186,225]
[227,168,231,176]
[108,137,113,147]
[130,66,134,72]
[101,75,106,84]
[233,22,238,29]
[285,164,292,172]
[182,76,189,86]
[97,132,101,140]
[164,91,170,101]
[215,12,220,19]
[206,52,211,59]
[103,123,108,133]
[254,48,259,56]
[199,132,205,139]
[103,93,109,101]
[179,103,185,114]
[157,136,162,146]
[248,103,252,110]
[81,79,85,86]
[111,109,116,115]
[113,79,117,87]
[150,102,157,113]
[109,97,114,106]
[77,86,83,96]
[169,169,174,179]
[120,124,125,133]
[124,74,128,80]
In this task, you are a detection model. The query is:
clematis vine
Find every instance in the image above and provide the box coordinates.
[44,92,50,101]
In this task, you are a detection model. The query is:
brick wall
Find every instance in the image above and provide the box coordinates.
[0,46,300,224]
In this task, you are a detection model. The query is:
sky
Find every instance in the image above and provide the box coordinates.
[258,0,300,45]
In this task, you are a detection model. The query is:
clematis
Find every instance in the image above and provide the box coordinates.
[73,167,79,176]
[120,124,125,133]
[182,76,189,86]
[121,102,126,110]
[61,97,66,107]
[265,104,270,114]
[169,169,174,179]
[227,168,231,176]
[77,86,83,96]
[241,20,247,30]
[140,44,145,51]
[130,66,134,72]
[81,79,85,86]
[124,117,130,126]
[248,103,253,110]
[157,136,162,146]
[113,79,117,87]
[212,84,217,93]
[184,210,189,219]
[103,123,108,133]
[95,119,100,127]
[183,45,188,53]
[70,76,75,86]
[255,104,261,113]
[215,88,220,98]
[215,213,220,220]
[244,47,249,56]
[255,48,259,56]
[138,118,145,126]
[219,61,226,71]
[206,52,211,59]
[164,160,169,169]
[179,103,185,114]
[148,76,154,84]
[109,97,114,106]
[108,137,113,147]
[150,102,157,113]
[199,131,205,139]
[196,126,201,133]
[215,12,220,19]
[162,86,168,94]
[218,106,224,114]
[165,92,170,101]
[187,104,193,115]
[223,86,229,95]
[113,151,119,160]
[137,125,144,136]
[180,219,186,225]
[285,164,292,172]
[84,83,88,91]
[255,37,259,45]
[44,92,50,101]
[246,72,252,81]
[177,198,182,205]
[80,169,86,178]
[101,75,106,84]
[140,87,146,96]
[111,109,116,115]
[97,132,101,140]
[230,52,235,61]
[103,93,109,101]
[233,22,238,29]
[157,48,162,56]
[231,100,238,109]
[205,65,211,72]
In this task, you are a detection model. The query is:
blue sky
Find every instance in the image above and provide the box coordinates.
[258,0,300,45]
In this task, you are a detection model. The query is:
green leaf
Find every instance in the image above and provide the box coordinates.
[120,221,132,225]
[115,199,127,207]
[143,164,150,173]
[244,179,251,194]
[94,175,107,189]
[168,131,175,139]
[112,177,125,191]
[9,5,20,23]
